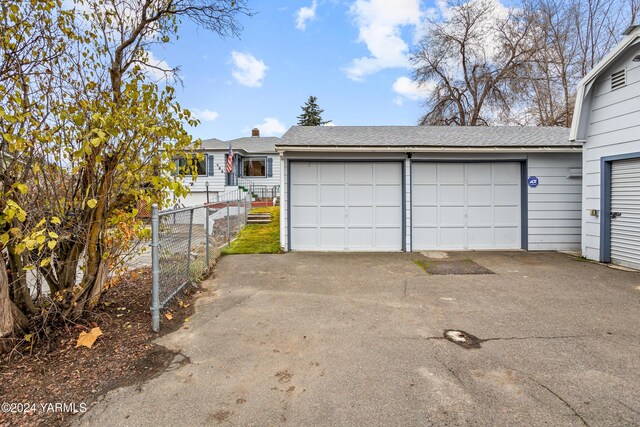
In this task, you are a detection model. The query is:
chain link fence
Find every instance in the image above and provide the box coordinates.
[150,192,250,331]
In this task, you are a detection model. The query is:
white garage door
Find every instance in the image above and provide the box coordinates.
[610,158,640,270]
[412,162,521,250]
[290,162,403,251]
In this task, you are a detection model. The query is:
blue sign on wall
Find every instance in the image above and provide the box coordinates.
[527,176,539,188]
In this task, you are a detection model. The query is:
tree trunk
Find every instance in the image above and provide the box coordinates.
[0,254,14,353]
[0,254,27,354]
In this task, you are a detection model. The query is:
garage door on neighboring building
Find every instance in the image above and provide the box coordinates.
[610,158,640,269]
[289,162,403,251]
[412,162,522,250]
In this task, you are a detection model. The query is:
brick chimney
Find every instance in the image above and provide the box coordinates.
[251,128,260,137]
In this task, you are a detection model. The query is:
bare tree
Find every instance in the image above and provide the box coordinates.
[515,0,640,127]
[410,0,536,126]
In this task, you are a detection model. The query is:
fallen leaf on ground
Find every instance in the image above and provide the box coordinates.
[76,327,103,349]
[165,312,173,320]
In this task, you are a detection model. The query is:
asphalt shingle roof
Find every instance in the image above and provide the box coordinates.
[199,137,278,153]
[280,126,577,148]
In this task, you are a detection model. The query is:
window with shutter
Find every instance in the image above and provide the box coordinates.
[207,154,214,176]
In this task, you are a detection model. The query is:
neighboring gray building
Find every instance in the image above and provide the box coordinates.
[571,24,640,270]
[177,129,280,206]
[277,126,582,252]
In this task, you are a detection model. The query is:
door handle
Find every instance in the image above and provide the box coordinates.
[611,212,622,219]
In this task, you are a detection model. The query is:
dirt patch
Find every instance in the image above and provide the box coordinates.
[208,410,233,424]
[0,268,201,427]
[414,258,494,275]
[275,370,293,383]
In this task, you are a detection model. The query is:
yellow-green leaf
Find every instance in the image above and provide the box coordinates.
[48,240,57,250]
[48,231,59,239]
[51,216,61,225]
[87,199,98,209]
[40,257,51,267]
[12,183,28,194]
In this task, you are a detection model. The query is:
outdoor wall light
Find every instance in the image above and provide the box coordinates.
[633,54,640,62]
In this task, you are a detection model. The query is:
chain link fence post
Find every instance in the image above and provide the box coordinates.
[186,208,194,283]
[205,205,210,269]
[226,201,231,247]
[151,204,160,333]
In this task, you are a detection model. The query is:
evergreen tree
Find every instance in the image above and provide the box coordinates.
[297,96,331,126]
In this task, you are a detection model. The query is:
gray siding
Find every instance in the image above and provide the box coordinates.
[527,153,582,250]
[582,49,640,261]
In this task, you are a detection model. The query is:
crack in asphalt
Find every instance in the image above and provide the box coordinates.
[420,334,594,343]
[522,374,590,426]
[432,354,465,387]
[615,399,640,417]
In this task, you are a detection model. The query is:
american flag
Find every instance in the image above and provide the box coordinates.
[226,144,234,173]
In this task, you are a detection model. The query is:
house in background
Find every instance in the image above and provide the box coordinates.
[176,128,280,207]
[276,126,582,252]
[571,24,640,270]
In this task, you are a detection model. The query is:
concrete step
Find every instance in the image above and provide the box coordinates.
[248,214,271,219]
[247,219,271,224]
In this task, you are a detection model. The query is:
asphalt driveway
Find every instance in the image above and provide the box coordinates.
[79,251,640,426]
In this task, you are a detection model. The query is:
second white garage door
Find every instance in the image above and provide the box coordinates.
[290,162,403,251]
[412,162,522,250]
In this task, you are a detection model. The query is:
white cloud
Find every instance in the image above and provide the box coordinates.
[392,76,434,101]
[296,0,318,30]
[344,0,422,81]
[192,109,219,122]
[231,51,268,88]
[141,51,173,81]
[253,117,286,136]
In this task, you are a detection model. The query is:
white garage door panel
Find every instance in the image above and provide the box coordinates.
[319,163,344,183]
[290,162,403,251]
[610,158,640,269]
[291,207,317,226]
[412,162,521,250]
[320,185,345,203]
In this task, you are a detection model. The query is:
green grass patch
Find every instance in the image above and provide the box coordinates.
[413,259,431,273]
[221,206,282,255]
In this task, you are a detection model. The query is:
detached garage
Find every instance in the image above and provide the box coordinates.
[278,126,582,253]
[571,24,640,269]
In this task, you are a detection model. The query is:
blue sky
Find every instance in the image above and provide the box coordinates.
[151,0,438,140]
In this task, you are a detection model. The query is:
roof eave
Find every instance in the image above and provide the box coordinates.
[571,27,640,140]
[275,145,581,154]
